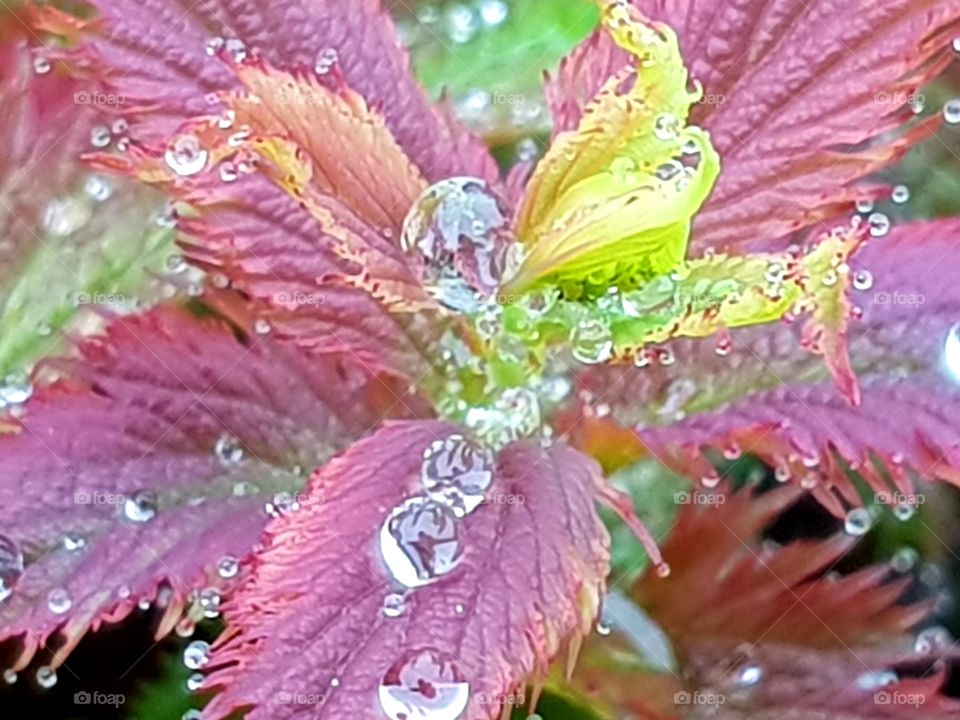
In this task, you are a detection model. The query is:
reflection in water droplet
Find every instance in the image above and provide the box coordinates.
[379,498,462,588]
[479,0,509,26]
[32,55,51,75]
[0,535,24,602]
[867,212,890,237]
[852,270,873,291]
[444,4,479,43]
[844,508,872,536]
[47,587,72,615]
[653,113,679,140]
[421,435,493,517]
[183,640,211,669]
[36,666,57,689]
[124,490,158,523]
[378,649,470,720]
[164,135,209,177]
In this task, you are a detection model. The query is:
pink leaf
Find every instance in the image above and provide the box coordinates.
[545,0,960,252]
[32,0,498,184]
[569,219,960,513]
[0,302,427,669]
[202,421,612,719]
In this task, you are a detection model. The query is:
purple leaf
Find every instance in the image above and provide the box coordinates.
[571,219,960,513]
[202,421,612,719]
[544,0,960,252]
[0,302,428,669]
[32,0,498,184]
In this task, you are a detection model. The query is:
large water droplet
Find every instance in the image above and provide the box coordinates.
[571,319,613,364]
[856,669,897,690]
[90,125,112,149]
[852,269,873,291]
[379,498,462,588]
[844,507,872,536]
[164,135,209,177]
[401,177,513,313]
[3,669,16,684]
[124,490,158,523]
[421,435,493,517]
[0,536,24,602]
[47,587,72,614]
[186,672,204,692]
[32,55,51,75]
[378,649,470,720]
[183,640,211,669]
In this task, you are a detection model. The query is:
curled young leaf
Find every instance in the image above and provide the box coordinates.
[202,421,612,719]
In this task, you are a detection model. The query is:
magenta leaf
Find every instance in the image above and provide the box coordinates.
[34,0,497,184]
[571,219,960,512]
[202,421,611,719]
[545,0,960,252]
[0,302,427,669]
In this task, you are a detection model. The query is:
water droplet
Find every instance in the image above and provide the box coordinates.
[198,587,221,618]
[217,556,239,579]
[62,533,85,552]
[653,112,679,140]
[856,669,897,690]
[844,507,872,536]
[945,324,960,385]
[893,503,916,522]
[0,535,24,601]
[3,669,16,684]
[479,0,509,26]
[42,197,92,237]
[891,547,919,573]
[138,597,151,610]
[0,371,32,407]
[821,269,839,287]
[915,626,952,654]
[254,318,272,335]
[401,177,513,313]
[124,490,158,523]
[32,55,51,75]
[654,159,683,181]
[205,36,224,56]
[224,38,248,63]
[89,125,113,149]
[383,592,407,618]
[164,134,209,177]
[852,269,873,291]
[36,666,56,689]
[421,435,493,517]
[867,212,890,237]
[47,587,72,614]
[736,664,764,687]
[854,197,874,213]
[187,672,204,692]
[183,709,203,720]
[379,498,462,588]
[84,174,113,202]
[214,433,244,466]
[378,649,470,720]
[571,319,613,364]
[266,491,300,517]
[314,47,339,74]
[891,185,910,204]
[944,98,960,125]
[219,162,238,183]
[183,640,211,669]
[610,156,637,183]
[444,4,479,43]
[954,37,960,54]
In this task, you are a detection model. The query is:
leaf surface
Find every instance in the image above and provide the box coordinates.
[203,421,611,719]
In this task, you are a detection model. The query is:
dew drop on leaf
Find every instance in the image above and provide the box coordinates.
[36,666,56,689]
[856,669,897,690]
[84,174,114,202]
[852,269,873,291]
[843,507,872,536]
[383,593,407,618]
[184,640,211,669]
[854,197,874,213]
[3,669,15,684]
[183,710,203,720]
[46,587,72,615]
[164,134,209,177]
[893,503,915,522]
[0,371,32,407]
[314,47,339,75]
[62,533,85,551]
[479,0,509,26]
[943,98,960,124]
[32,55,51,75]
[867,212,890,237]
[653,112,680,140]
[378,649,470,720]
[444,4,479,43]
[217,556,239,579]
[891,547,919,573]
[199,587,221,618]
[915,626,952,654]
[421,435,494,517]
[379,498,462,588]
[124,490,158,523]
[186,672,204,692]
[570,319,613,364]
[735,664,764,687]
[214,433,244,466]
[891,184,910,204]
[0,535,24,602]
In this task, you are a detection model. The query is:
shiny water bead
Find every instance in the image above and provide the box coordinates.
[90,125,113,149]
[183,640,211,669]
[421,435,494,517]
[3,669,15,684]
[944,98,960,125]
[32,55,51,75]
[844,507,872,536]
[401,177,513,313]
[36,666,57,689]
[217,556,239,579]
[653,112,680,140]
[0,371,32,406]
[199,587,221,618]
[84,174,114,202]
[867,212,890,237]
[187,672,204,692]
[735,664,764,687]
[378,649,470,720]
[479,0,509,26]
[383,593,407,618]
[214,433,244,466]
[62,533,86,552]
[890,547,919,573]
[915,626,953,654]
[42,197,91,237]
[891,185,910,204]
[314,47,339,75]
[893,503,916,522]
[856,670,897,690]
[124,490,158,523]
[852,269,873,291]
[266,491,300,517]
[164,134,209,177]
[47,587,72,614]
[444,4,479,43]
[224,38,248,62]
[183,710,203,720]
[379,498,462,588]
[570,319,613,364]
[0,535,24,602]
[854,197,874,214]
